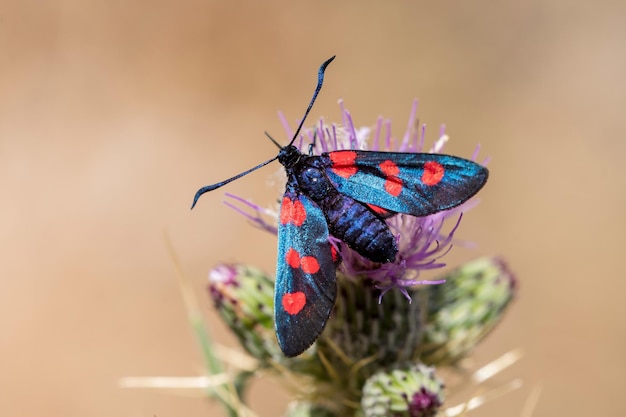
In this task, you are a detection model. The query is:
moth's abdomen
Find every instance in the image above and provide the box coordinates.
[296,162,397,263]
[323,193,397,263]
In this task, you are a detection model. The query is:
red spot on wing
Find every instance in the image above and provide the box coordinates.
[300,256,320,274]
[291,200,306,226]
[330,151,358,178]
[367,203,390,216]
[384,177,403,196]
[422,161,445,186]
[285,248,301,269]
[280,197,307,226]
[379,160,400,176]
[379,160,403,196]
[279,197,292,225]
[330,245,339,262]
[286,249,320,274]
[282,292,306,315]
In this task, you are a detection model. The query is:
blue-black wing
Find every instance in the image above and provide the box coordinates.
[322,150,488,217]
[274,177,337,357]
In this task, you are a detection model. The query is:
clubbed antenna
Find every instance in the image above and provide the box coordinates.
[287,55,335,147]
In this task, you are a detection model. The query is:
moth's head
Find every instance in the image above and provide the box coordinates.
[277,145,303,169]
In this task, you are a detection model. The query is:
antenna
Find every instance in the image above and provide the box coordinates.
[191,56,336,210]
[287,55,335,147]
[191,156,277,209]
[264,131,282,149]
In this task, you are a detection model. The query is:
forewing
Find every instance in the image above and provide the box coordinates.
[275,179,337,357]
[323,150,488,217]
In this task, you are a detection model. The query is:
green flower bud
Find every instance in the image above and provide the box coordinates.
[421,257,516,365]
[361,363,444,417]
[208,264,280,361]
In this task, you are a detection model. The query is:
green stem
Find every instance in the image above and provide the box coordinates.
[164,232,240,417]
[190,314,239,417]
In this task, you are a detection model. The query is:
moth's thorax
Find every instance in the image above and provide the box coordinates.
[294,159,333,200]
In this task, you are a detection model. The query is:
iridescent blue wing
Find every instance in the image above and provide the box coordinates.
[322,150,488,217]
[275,177,337,357]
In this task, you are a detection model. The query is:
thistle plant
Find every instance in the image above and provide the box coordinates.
[205,100,517,417]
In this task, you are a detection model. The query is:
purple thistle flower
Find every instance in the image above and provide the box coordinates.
[224,100,486,296]
[407,387,443,417]
[208,264,240,305]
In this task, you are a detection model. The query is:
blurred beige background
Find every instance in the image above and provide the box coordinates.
[1,1,625,416]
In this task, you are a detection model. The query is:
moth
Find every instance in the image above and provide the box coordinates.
[192,56,488,357]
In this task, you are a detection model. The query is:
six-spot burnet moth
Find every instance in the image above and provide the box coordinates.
[191,56,489,357]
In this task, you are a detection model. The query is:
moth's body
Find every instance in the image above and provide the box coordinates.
[280,145,397,264]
